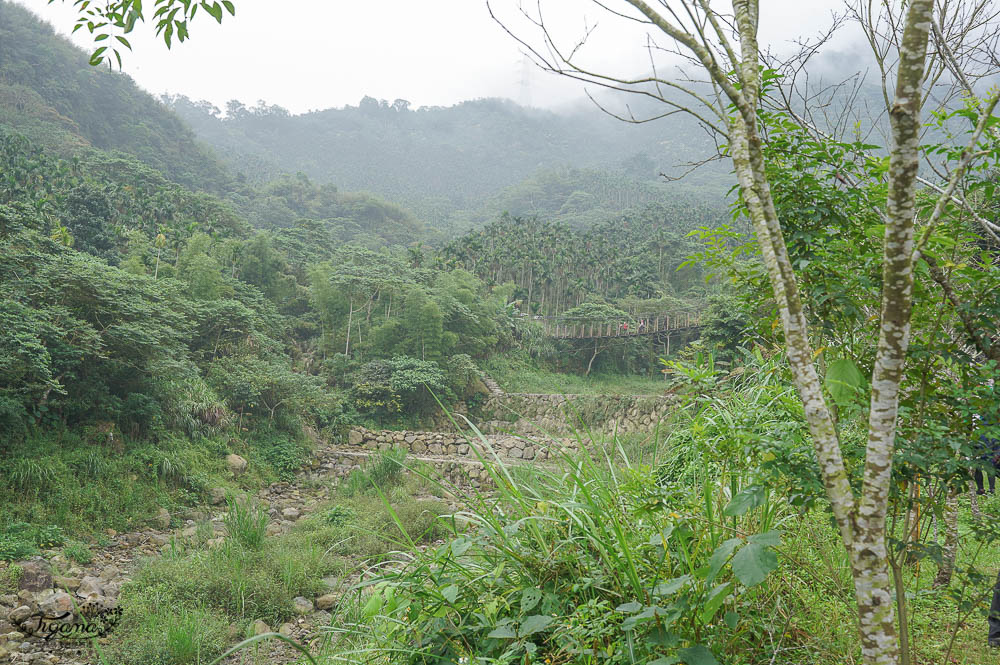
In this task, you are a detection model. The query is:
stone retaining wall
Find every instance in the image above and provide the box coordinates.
[344,427,572,462]
[318,448,495,489]
[472,392,675,435]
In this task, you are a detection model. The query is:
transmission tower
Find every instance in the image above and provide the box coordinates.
[518,55,532,108]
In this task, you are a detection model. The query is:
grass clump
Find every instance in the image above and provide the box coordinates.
[0,427,315,540]
[339,447,407,498]
[223,495,269,550]
[0,564,22,594]
[483,351,668,395]
[63,540,94,564]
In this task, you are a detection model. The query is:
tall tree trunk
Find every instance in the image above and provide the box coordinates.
[345,300,353,356]
[933,487,959,588]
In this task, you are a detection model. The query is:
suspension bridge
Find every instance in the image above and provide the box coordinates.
[540,313,702,340]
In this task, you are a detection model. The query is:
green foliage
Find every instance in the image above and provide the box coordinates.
[352,432,783,664]
[107,491,446,664]
[256,432,309,482]
[223,495,269,551]
[442,208,710,317]
[323,504,356,527]
[340,448,408,498]
[0,522,65,560]
[0,564,22,594]
[63,540,94,565]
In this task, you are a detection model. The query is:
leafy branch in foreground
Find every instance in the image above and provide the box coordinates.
[49,0,237,67]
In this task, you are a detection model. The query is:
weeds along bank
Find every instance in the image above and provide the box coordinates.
[321,352,999,665]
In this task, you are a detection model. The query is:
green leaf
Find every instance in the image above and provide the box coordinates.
[201,1,223,21]
[749,530,782,548]
[731,543,778,587]
[723,485,765,517]
[520,588,542,613]
[724,611,739,629]
[649,525,675,546]
[361,592,382,619]
[652,574,691,596]
[487,622,516,639]
[616,601,642,613]
[707,538,741,581]
[440,585,458,604]
[518,614,552,637]
[678,645,719,665]
[88,45,107,65]
[825,357,864,406]
[700,583,732,624]
[450,538,472,557]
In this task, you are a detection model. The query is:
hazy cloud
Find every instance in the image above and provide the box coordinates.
[16,0,855,113]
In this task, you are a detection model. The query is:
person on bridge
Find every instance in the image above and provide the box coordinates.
[638,319,647,333]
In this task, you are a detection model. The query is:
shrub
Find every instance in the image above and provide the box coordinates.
[257,432,308,481]
[0,522,66,560]
[324,504,356,527]
[0,565,22,594]
[223,495,269,551]
[63,541,94,565]
[0,536,35,562]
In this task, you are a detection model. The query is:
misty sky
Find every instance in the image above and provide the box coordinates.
[17,0,851,114]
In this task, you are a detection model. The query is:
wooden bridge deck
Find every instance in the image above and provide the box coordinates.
[542,313,702,340]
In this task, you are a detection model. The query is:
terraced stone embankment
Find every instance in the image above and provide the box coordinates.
[429,390,675,438]
[322,426,578,490]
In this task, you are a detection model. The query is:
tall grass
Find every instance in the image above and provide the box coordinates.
[223,495,269,550]
[339,447,408,498]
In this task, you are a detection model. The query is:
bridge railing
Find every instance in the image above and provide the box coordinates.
[541,313,701,339]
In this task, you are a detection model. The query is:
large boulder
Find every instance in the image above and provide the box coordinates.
[38,592,74,617]
[209,487,228,505]
[315,593,337,610]
[226,454,248,476]
[153,508,171,529]
[76,576,104,599]
[16,560,51,593]
[291,597,313,615]
[8,605,33,624]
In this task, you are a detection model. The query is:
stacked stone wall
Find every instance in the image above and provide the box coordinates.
[344,427,571,461]
[471,392,675,435]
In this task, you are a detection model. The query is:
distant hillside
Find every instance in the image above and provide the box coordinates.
[168,94,731,232]
[0,0,232,192]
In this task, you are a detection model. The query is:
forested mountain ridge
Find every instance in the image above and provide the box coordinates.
[168,93,731,232]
